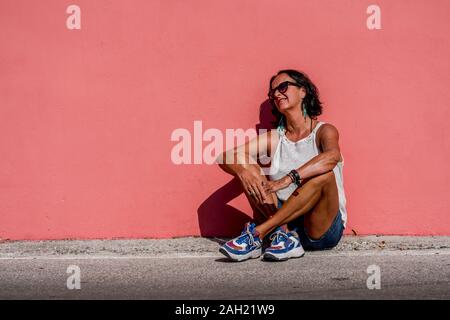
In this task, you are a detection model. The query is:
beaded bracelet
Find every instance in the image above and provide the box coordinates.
[287,171,296,184]
[289,169,302,187]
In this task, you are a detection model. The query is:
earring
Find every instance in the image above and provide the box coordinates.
[302,103,307,119]
[278,116,284,130]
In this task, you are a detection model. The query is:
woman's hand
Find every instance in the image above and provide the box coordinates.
[237,169,268,204]
[263,176,292,195]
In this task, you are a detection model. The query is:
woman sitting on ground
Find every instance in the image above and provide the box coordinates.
[217,69,347,262]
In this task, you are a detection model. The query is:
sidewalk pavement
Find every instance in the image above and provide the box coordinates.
[0,236,449,299]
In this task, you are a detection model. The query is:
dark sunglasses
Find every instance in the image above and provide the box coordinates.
[268,81,302,100]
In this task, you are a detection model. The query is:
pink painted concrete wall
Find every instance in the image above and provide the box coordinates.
[1,0,449,240]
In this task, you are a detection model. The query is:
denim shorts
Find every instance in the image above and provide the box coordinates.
[277,198,344,251]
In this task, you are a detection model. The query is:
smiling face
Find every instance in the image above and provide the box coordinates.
[269,73,306,113]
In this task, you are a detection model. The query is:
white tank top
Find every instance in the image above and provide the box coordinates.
[268,121,347,227]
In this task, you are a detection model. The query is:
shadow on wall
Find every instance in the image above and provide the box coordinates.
[197,100,276,237]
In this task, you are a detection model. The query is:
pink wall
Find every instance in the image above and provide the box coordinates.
[1,0,449,240]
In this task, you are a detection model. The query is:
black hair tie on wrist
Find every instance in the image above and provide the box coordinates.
[289,170,302,187]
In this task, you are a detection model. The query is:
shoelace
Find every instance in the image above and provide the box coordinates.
[238,225,256,246]
[269,229,289,246]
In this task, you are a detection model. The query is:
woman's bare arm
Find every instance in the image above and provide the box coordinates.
[216,130,275,176]
[216,130,277,204]
[296,123,342,181]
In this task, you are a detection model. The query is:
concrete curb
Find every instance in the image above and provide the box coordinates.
[0,236,449,258]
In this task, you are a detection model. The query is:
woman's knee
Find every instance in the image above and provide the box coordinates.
[245,163,267,177]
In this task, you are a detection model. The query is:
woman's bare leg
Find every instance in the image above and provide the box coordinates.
[255,171,339,240]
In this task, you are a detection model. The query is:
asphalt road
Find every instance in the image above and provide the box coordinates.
[0,249,449,299]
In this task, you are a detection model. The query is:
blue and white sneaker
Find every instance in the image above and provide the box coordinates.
[263,228,305,261]
[219,222,262,262]
[262,226,283,249]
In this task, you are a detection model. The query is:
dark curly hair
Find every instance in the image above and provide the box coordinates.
[269,69,323,128]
